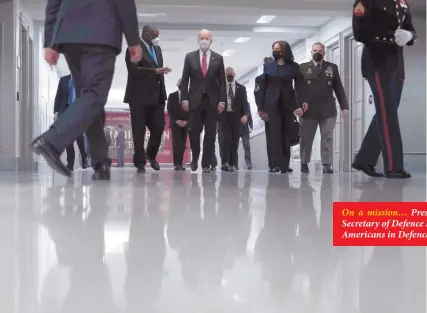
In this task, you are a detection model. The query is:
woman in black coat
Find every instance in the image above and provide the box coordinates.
[258,41,306,173]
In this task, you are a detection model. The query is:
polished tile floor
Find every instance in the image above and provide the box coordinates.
[0,166,425,313]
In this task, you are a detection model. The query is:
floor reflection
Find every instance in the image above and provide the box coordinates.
[0,169,424,313]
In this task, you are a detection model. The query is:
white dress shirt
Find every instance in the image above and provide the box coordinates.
[199,49,211,68]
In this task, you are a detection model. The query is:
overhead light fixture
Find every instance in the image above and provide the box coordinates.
[252,26,285,33]
[234,37,251,43]
[222,49,236,57]
[256,15,276,24]
[137,13,166,17]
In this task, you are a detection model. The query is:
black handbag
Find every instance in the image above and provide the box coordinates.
[289,114,300,146]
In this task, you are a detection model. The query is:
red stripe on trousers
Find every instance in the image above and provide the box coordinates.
[374,72,393,172]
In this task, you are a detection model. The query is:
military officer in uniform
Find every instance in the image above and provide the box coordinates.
[299,42,349,174]
[352,0,416,178]
[254,56,274,171]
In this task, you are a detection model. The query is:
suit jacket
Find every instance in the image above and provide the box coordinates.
[124,40,167,105]
[299,60,348,119]
[352,0,416,79]
[167,91,188,124]
[54,75,72,115]
[223,82,250,118]
[180,50,226,109]
[258,61,305,113]
[254,74,263,111]
[44,0,140,53]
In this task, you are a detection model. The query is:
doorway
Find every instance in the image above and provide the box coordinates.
[17,15,34,171]
[325,36,342,171]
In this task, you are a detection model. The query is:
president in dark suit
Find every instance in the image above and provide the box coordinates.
[219,67,250,171]
[167,79,188,170]
[180,29,227,173]
[31,0,141,180]
[53,74,88,171]
[124,24,169,174]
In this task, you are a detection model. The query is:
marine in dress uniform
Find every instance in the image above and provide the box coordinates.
[254,57,274,171]
[299,42,349,174]
[352,0,416,178]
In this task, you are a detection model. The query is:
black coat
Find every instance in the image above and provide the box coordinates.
[167,91,188,123]
[352,0,416,79]
[123,40,167,105]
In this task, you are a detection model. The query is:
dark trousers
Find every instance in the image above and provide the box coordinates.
[188,95,218,168]
[65,135,88,168]
[44,44,116,167]
[356,71,404,172]
[220,112,240,166]
[265,121,273,169]
[237,130,252,167]
[211,126,223,167]
[171,123,188,166]
[269,107,294,170]
[116,146,125,167]
[129,103,165,168]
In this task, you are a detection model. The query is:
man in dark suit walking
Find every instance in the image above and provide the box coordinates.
[53,74,89,171]
[180,29,227,173]
[30,0,142,180]
[124,24,169,174]
[220,67,250,171]
[167,79,188,170]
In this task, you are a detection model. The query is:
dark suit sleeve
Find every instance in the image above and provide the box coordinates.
[167,93,177,122]
[254,76,260,109]
[125,48,155,78]
[114,0,140,46]
[352,0,375,45]
[241,87,250,117]
[218,56,226,104]
[248,111,254,129]
[333,64,349,110]
[258,74,267,112]
[53,78,62,113]
[402,2,417,46]
[293,63,305,109]
[44,0,61,48]
[180,54,191,102]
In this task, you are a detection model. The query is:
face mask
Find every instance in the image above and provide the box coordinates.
[272,51,281,60]
[312,52,323,62]
[152,37,160,46]
[226,75,234,82]
[199,39,210,50]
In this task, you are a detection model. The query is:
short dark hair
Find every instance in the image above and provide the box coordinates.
[142,24,157,35]
[263,56,273,65]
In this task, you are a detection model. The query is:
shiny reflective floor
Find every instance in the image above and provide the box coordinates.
[0,166,425,313]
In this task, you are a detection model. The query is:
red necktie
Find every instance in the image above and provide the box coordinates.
[202,53,207,77]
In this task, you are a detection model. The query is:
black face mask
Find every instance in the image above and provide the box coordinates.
[226,74,234,82]
[312,52,323,62]
[272,51,281,60]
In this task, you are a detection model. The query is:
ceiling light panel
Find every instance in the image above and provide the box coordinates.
[234,37,252,43]
[256,15,276,24]
[222,49,236,57]
[252,26,286,32]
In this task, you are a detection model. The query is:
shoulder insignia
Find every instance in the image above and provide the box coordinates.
[254,84,259,92]
[353,2,365,16]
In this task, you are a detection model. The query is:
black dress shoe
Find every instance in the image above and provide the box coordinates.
[146,157,160,171]
[221,163,230,171]
[30,136,71,177]
[247,165,252,170]
[268,168,273,172]
[272,167,280,173]
[301,163,309,173]
[137,166,146,173]
[323,165,333,174]
[66,165,74,172]
[92,162,110,180]
[202,167,210,173]
[179,165,186,171]
[174,166,180,171]
[210,166,217,171]
[281,167,293,173]
[191,161,198,171]
[351,162,384,177]
[229,166,236,172]
[385,170,411,179]
[82,162,89,169]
